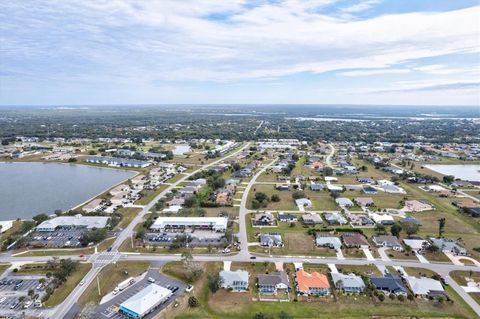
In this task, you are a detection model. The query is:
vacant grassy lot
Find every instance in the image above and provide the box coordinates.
[116,207,142,229]
[135,184,169,205]
[79,261,150,306]
[336,264,382,276]
[304,190,338,210]
[247,184,297,210]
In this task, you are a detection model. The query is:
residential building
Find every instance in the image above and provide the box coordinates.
[372,235,402,250]
[278,213,298,222]
[258,271,290,294]
[302,213,323,225]
[220,270,249,292]
[254,213,276,226]
[368,212,394,225]
[405,276,444,297]
[430,238,467,255]
[315,234,342,250]
[324,212,347,225]
[403,238,429,251]
[341,233,369,248]
[363,185,378,194]
[310,183,324,191]
[370,273,408,295]
[354,197,374,207]
[295,270,330,296]
[331,272,365,294]
[335,197,354,207]
[259,233,283,247]
[295,198,312,208]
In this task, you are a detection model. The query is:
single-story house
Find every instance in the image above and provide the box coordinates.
[363,185,378,194]
[354,197,374,207]
[400,217,422,226]
[254,213,275,226]
[405,276,444,297]
[368,212,394,225]
[370,273,408,295]
[430,238,467,255]
[295,270,330,296]
[260,233,283,247]
[357,177,374,184]
[278,213,298,222]
[341,233,369,248]
[403,238,429,251]
[275,184,290,191]
[327,184,344,193]
[315,234,342,250]
[324,212,347,225]
[302,213,323,225]
[372,235,402,250]
[335,197,354,207]
[295,198,312,208]
[310,183,324,191]
[331,272,365,294]
[220,270,249,292]
[258,271,290,294]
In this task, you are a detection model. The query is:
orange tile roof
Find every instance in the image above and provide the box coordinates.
[296,270,330,292]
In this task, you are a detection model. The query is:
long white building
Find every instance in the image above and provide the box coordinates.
[36,214,110,232]
[119,284,172,318]
[150,217,228,232]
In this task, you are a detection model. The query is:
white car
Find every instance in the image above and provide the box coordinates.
[185,285,194,292]
[0,297,6,304]
[79,280,85,286]
[147,277,155,283]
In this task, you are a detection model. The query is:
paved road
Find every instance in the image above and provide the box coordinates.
[326,143,335,169]
[444,274,480,316]
[237,158,278,256]
[49,142,251,319]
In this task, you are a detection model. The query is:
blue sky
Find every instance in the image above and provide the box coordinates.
[0,0,479,106]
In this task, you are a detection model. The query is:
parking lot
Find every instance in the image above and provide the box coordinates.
[27,227,86,248]
[94,268,186,319]
[145,231,227,247]
[0,276,49,311]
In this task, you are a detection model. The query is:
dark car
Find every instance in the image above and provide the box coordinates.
[250,256,257,259]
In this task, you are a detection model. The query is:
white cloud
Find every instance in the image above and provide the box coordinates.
[338,68,410,76]
[341,0,382,13]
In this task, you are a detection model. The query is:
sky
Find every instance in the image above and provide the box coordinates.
[0,0,479,106]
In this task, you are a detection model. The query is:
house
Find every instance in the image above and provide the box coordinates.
[315,234,342,250]
[254,213,276,226]
[275,184,290,191]
[295,198,312,208]
[368,212,394,225]
[377,180,406,194]
[357,176,374,184]
[295,270,330,296]
[327,184,343,192]
[372,235,402,250]
[405,276,444,297]
[219,270,249,292]
[302,213,323,225]
[162,205,182,213]
[404,200,434,212]
[465,207,480,217]
[370,273,408,295]
[363,185,378,194]
[335,197,354,207]
[260,233,283,247]
[341,233,369,248]
[403,238,429,251]
[354,197,374,207]
[258,271,290,294]
[324,212,347,225]
[278,213,298,222]
[430,238,467,255]
[225,179,240,185]
[331,272,365,294]
[310,183,324,191]
[216,191,230,206]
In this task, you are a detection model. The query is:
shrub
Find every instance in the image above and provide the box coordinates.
[188,296,199,307]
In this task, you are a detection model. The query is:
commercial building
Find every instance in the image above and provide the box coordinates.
[86,156,151,168]
[119,284,172,318]
[150,217,228,232]
[36,214,110,232]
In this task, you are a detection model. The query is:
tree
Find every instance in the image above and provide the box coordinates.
[255,192,269,202]
[181,251,193,265]
[292,190,305,200]
[323,167,333,176]
[271,194,280,202]
[32,214,49,225]
[438,218,446,237]
[390,223,402,237]
[374,223,386,234]
[402,222,419,237]
[253,313,271,319]
[188,296,199,307]
[68,157,77,162]
[442,175,455,184]
[184,196,199,208]
[207,273,223,293]
[278,311,293,319]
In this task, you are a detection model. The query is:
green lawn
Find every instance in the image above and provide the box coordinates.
[247,184,298,210]
[135,184,169,205]
[116,207,142,229]
[0,263,10,275]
